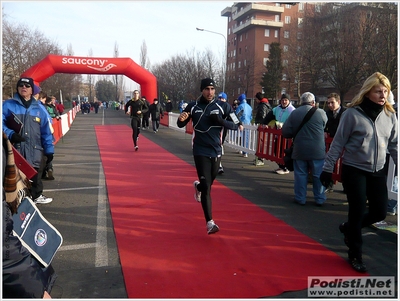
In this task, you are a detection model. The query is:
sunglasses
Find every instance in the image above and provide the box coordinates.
[18,83,31,88]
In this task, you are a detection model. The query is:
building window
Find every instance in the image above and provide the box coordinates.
[315,4,321,13]
[264,44,269,52]
[284,31,289,38]
[283,45,288,52]
[298,3,304,11]
[244,59,247,66]
[228,28,231,35]
[298,18,303,28]
[285,16,291,24]
[233,49,236,57]
[275,30,279,38]
[297,32,302,39]
[283,59,288,67]
[275,15,280,22]
[263,58,269,66]
[265,29,270,37]
[239,48,241,54]
[245,32,248,39]
[240,34,243,42]
[285,4,291,9]
[238,61,241,68]
[245,45,248,52]
[282,74,287,81]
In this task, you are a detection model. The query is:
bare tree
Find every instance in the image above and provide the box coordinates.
[113,42,122,102]
[362,3,397,89]
[140,40,150,70]
[151,49,220,106]
[2,18,82,102]
[87,48,94,102]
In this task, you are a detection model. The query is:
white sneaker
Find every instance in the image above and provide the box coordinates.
[238,150,243,155]
[207,220,220,234]
[276,168,289,175]
[34,194,53,204]
[193,180,201,202]
[256,160,265,166]
[243,153,248,158]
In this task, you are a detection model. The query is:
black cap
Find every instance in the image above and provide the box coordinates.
[200,78,215,91]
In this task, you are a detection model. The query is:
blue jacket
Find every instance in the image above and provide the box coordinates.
[235,99,252,125]
[177,96,240,157]
[3,93,54,168]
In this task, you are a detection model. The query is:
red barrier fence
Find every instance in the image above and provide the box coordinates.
[160,112,169,127]
[255,126,342,183]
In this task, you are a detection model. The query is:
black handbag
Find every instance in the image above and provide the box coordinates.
[283,107,317,171]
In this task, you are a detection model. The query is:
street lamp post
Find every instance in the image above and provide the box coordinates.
[196,27,227,93]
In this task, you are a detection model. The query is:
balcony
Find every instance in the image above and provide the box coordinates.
[232,3,284,21]
[232,19,283,34]
[221,6,232,17]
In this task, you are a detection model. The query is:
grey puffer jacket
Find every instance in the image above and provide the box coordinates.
[323,106,397,173]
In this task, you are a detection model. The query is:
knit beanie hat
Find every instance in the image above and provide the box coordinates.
[16,77,34,91]
[255,92,263,100]
[238,94,246,102]
[200,78,215,91]
[280,93,290,101]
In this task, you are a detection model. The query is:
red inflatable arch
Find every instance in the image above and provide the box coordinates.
[21,54,157,103]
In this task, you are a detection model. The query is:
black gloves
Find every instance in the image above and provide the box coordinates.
[320,171,333,188]
[45,154,54,164]
[10,133,25,143]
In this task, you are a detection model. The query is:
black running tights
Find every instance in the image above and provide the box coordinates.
[193,155,221,222]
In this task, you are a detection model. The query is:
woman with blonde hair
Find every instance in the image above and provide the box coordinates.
[320,72,397,272]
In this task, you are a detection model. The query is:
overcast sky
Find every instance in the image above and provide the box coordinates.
[3,1,232,64]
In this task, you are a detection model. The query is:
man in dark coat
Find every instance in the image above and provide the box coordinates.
[149,98,164,133]
[254,92,272,166]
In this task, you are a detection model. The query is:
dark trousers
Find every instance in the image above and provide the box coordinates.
[152,119,160,131]
[193,155,221,222]
[30,156,46,200]
[130,117,141,147]
[341,164,388,259]
[141,115,149,128]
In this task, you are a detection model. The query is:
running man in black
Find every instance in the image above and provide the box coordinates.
[177,78,243,234]
[125,90,149,151]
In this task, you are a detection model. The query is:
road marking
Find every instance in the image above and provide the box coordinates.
[95,163,108,267]
[59,243,96,251]
[44,186,102,192]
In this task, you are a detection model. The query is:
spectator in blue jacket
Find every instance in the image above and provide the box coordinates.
[2,77,54,204]
[235,93,252,157]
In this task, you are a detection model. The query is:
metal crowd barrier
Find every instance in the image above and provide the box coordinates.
[161,112,343,183]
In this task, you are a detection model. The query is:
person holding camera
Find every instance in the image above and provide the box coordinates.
[2,77,54,204]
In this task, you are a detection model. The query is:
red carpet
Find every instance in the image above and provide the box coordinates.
[95,125,361,298]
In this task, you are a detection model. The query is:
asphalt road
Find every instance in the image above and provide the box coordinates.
[41,108,397,299]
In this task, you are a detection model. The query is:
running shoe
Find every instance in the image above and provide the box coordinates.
[193,180,201,202]
[207,220,220,234]
[34,194,53,204]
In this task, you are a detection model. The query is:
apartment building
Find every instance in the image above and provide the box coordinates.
[221,2,397,105]
[221,2,310,103]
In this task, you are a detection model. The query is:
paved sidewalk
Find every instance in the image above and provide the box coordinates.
[41,108,397,298]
